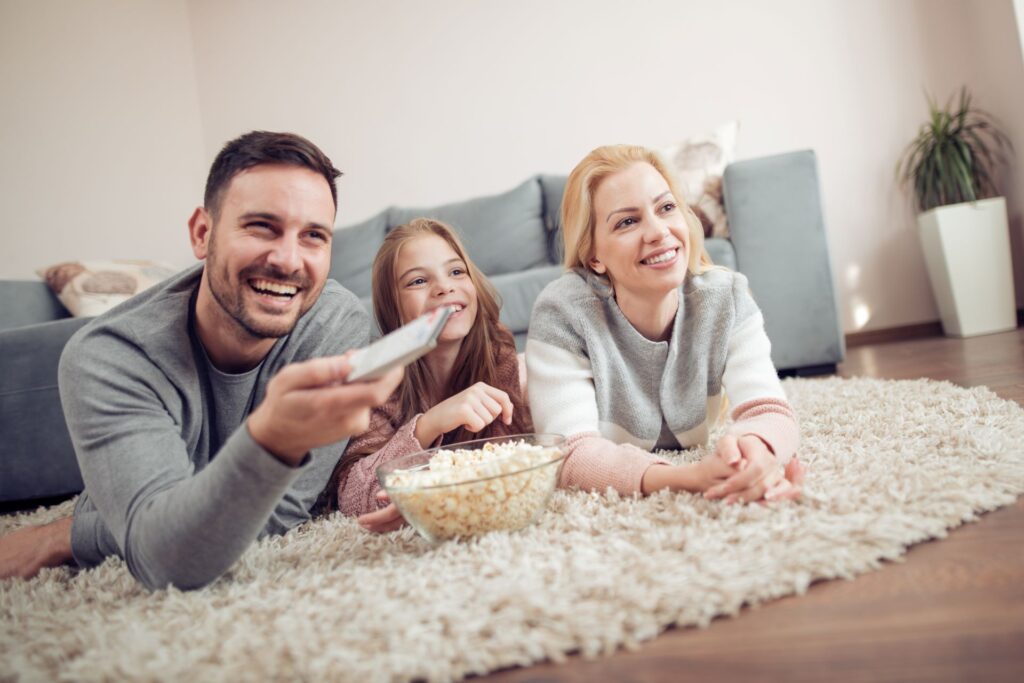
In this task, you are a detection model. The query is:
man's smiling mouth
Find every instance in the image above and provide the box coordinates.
[249,279,299,299]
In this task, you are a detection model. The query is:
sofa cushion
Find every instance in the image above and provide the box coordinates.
[704,238,737,271]
[387,178,548,277]
[37,260,177,318]
[491,264,564,336]
[330,210,389,298]
[0,317,90,503]
[0,280,70,332]
[539,174,567,264]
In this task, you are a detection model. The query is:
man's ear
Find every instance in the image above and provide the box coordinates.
[188,207,212,260]
[589,256,606,274]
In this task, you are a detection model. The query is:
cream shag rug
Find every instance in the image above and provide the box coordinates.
[3,377,1024,682]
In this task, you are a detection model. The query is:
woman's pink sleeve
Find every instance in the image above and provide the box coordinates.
[557,431,671,494]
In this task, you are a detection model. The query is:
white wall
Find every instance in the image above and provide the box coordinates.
[0,0,205,280]
[2,0,1021,335]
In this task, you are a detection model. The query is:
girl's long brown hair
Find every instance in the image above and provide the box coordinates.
[352,218,531,454]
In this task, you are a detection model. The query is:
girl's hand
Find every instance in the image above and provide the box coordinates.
[414,382,513,446]
[704,434,802,503]
[357,491,406,534]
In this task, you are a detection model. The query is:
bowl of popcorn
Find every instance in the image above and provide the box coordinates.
[376,433,566,543]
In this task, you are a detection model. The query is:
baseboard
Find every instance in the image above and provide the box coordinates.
[845,321,944,348]
[846,309,1024,348]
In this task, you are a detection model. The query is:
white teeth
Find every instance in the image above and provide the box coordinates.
[252,279,298,296]
[643,249,677,265]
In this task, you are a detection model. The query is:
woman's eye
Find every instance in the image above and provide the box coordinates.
[451,268,466,276]
[614,217,637,230]
[660,202,677,213]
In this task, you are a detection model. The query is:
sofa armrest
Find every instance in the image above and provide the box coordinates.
[724,150,844,373]
[0,280,70,333]
[0,317,90,503]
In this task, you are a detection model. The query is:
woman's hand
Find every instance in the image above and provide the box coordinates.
[704,434,803,503]
[357,491,407,534]
[414,382,513,447]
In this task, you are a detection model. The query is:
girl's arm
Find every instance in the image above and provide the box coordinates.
[336,414,431,517]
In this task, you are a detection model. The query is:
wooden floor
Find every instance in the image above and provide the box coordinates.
[486,328,1024,683]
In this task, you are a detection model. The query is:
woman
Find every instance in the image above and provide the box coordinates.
[527,145,803,504]
[327,218,532,530]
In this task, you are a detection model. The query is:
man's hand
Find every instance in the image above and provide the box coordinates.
[414,382,514,447]
[0,516,74,580]
[248,351,404,466]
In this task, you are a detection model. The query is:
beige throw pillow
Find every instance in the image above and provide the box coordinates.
[662,121,739,238]
[38,260,178,317]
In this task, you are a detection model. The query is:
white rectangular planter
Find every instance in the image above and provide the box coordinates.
[917,197,1016,337]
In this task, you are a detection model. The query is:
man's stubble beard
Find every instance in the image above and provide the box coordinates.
[205,234,320,341]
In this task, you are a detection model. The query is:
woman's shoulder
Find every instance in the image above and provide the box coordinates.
[683,267,760,322]
[536,268,597,303]
[684,266,748,293]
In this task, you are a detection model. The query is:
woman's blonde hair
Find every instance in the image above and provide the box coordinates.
[367,218,530,446]
[561,144,713,275]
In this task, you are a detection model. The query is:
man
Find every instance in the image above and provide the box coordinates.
[0,131,401,590]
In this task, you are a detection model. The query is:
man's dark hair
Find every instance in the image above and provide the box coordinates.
[204,131,342,219]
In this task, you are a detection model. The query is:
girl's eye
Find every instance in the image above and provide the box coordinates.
[451,268,466,276]
[614,217,638,230]
[407,277,427,287]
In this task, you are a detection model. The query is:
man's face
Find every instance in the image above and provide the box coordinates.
[193,165,335,340]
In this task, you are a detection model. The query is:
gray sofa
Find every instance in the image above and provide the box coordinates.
[0,150,843,505]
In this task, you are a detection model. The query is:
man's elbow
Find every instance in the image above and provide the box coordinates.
[126,549,232,592]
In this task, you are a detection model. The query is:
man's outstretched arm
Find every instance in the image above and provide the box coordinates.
[61,337,401,591]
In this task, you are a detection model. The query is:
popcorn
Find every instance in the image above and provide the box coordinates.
[384,439,563,541]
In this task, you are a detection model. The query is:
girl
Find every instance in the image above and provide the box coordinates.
[527,145,804,504]
[327,218,532,530]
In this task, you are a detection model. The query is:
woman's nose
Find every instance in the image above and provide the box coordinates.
[644,218,670,242]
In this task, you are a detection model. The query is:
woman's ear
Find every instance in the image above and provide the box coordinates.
[589,257,606,274]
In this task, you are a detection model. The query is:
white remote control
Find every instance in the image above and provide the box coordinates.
[346,305,455,382]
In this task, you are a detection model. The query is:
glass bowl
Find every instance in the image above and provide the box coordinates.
[376,433,566,543]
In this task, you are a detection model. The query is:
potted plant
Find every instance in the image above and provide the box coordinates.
[897,87,1016,337]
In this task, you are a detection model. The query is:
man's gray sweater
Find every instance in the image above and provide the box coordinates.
[61,264,368,590]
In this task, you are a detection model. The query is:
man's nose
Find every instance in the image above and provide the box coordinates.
[266,237,302,273]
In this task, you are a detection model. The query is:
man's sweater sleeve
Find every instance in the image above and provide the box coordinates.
[64,296,369,591]
[526,292,668,494]
[62,332,304,591]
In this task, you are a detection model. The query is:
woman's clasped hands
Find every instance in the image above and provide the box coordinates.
[642,434,804,503]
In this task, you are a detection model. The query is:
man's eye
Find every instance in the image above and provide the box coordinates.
[306,230,329,242]
[248,221,273,230]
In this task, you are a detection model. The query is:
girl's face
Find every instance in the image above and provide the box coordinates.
[589,161,690,301]
[394,233,479,344]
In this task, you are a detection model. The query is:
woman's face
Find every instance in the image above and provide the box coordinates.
[589,161,690,300]
[393,233,479,344]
